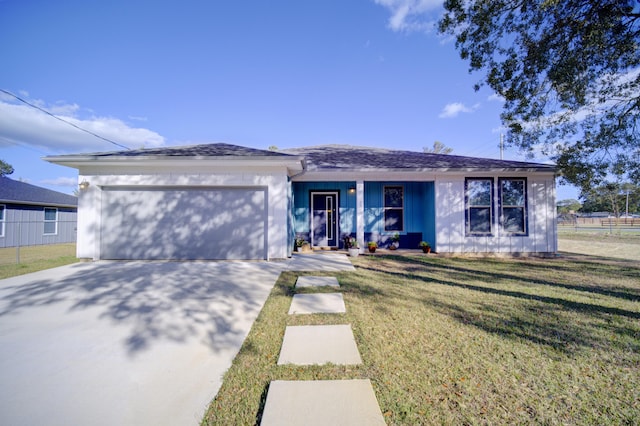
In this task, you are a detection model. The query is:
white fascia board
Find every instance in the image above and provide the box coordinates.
[44,155,306,176]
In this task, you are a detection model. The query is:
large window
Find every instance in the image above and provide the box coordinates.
[500,178,528,235]
[466,178,493,235]
[384,185,404,231]
[44,207,58,235]
[0,205,4,237]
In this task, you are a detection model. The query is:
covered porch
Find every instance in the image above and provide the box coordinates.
[291,180,436,252]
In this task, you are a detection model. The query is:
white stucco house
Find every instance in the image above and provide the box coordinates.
[45,143,558,260]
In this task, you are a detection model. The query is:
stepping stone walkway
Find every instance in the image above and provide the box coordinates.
[288,293,346,314]
[294,276,340,288]
[261,272,386,425]
[260,379,386,426]
[277,324,362,365]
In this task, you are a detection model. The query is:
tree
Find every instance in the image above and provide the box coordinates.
[0,159,14,176]
[439,1,640,192]
[580,182,639,216]
[557,199,582,215]
[423,141,453,154]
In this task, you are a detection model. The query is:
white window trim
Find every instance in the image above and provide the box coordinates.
[383,185,405,233]
[44,207,58,235]
[499,177,528,236]
[465,178,494,236]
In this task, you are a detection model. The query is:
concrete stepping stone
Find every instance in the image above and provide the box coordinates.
[295,276,340,288]
[260,379,386,426]
[288,293,346,314]
[277,325,362,365]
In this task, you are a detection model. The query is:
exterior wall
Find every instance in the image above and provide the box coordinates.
[435,173,557,254]
[291,181,356,244]
[363,181,436,249]
[291,181,436,249]
[76,166,290,260]
[0,203,77,248]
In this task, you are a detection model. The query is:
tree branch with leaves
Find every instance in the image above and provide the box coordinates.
[439,0,640,192]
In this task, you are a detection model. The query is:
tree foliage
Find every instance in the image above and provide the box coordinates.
[439,0,640,191]
[0,159,14,176]
[423,140,453,154]
[580,183,639,215]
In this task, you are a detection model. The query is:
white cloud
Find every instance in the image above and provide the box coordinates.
[438,102,478,118]
[373,0,442,32]
[487,93,504,102]
[40,176,78,187]
[0,95,165,154]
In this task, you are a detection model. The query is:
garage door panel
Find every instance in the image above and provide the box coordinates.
[101,188,266,260]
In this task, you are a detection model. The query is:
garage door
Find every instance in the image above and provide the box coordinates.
[100,187,267,260]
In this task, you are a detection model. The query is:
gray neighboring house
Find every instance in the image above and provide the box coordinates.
[0,176,78,248]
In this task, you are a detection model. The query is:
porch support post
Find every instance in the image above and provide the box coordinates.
[356,180,364,253]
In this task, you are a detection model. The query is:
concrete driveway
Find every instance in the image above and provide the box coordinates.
[0,260,286,426]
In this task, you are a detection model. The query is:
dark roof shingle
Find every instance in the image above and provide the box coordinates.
[76,143,295,158]
[282,145,556,172]
[0,176,77,207]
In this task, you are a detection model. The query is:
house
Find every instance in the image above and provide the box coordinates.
[0,176,78,248]
[44,143,557,260]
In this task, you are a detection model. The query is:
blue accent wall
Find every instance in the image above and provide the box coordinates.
[292,181,436,248]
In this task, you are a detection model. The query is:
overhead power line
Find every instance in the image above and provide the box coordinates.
[0,88,131,150]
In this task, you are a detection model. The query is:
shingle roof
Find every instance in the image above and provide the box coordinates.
[0,176,77,207]
[72,143,294,158]
[282,145,556,172]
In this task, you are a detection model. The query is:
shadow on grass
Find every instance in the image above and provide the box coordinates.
[353,255,640,354]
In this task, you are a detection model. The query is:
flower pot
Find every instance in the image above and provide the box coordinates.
[368,247,376,253]
[422,247,431,253]
[348,248,360,257]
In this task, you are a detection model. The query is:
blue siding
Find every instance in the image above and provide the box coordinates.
[292,181,436,249]
[292,182,356,239]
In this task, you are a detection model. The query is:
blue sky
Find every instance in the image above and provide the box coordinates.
[0,0,578,199]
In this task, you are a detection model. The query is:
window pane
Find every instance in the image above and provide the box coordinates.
[384,187,403,208]
[385,209,404,231]
[502,180,525,206]
[44,222,56,234]
[469,207,491,233]
[0,206,4,220]
[44,208,57,220]
[468,180,491,206]
[503,207,525,233]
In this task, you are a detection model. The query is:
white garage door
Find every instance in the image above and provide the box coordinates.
[100,187,267,260]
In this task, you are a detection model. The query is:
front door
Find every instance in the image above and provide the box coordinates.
[311,192,339,247]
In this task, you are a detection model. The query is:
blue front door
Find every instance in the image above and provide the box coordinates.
[311,192,338,247]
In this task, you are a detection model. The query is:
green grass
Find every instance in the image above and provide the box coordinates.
[202,254,640,425]
[0,243,78,279]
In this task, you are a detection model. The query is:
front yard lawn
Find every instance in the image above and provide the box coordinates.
[203,254,639,425]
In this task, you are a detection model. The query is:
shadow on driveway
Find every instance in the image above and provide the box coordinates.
[0,260,285,426]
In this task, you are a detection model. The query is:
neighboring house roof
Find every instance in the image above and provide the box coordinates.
[0,176,78,208]
[282,145,556,172]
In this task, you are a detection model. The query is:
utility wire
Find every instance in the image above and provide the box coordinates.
[0,88,131,150]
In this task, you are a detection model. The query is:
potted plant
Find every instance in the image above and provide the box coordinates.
[295,237,311,252]
[367,241,378,253]
[389,232,400,250]
[344,235,360,257]
[419,241,431,253]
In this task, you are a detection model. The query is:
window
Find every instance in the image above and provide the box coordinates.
[466,178,493,235]
[384,185,404,231]
[500,178,528,235]
[44,207,57,235]
[0,205,4,237]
